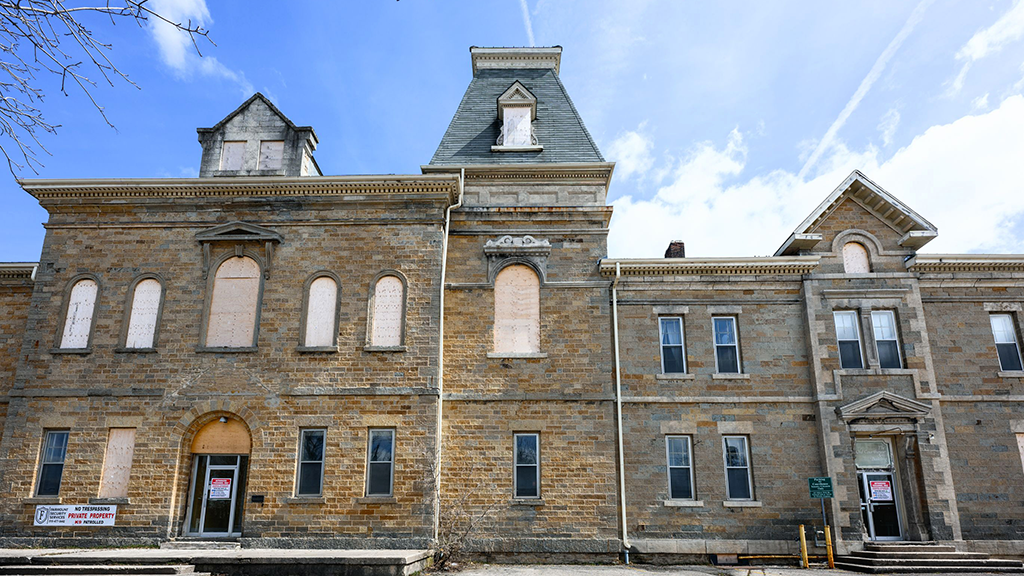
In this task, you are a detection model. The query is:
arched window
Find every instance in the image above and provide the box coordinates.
[124,278,163,349]
[842,242,870,274]
[370,275,405,347]
[494,264,540,354]
[206,256,261,348]
[303,275,339,348]
[60,278,98,349]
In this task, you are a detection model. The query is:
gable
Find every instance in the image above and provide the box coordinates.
[196,221,283,243]
[836,391,931,422]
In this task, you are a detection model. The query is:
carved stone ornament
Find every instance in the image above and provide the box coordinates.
[196,221,283,279]
[835,390,931,424]
[484,235,551,283]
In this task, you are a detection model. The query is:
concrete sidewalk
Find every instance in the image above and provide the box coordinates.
[454,564,1012,576]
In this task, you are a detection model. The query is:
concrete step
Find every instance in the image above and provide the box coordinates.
[864,542,957,553]
[838,557,1024,569]
[850,550,991,560]
[158,540,240,550]
[836,561,1024,574]
[0,567,199,576]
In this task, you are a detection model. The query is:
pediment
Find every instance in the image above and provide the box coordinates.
[497,81,538,120]
[836,391,930,421]
[196,221,283,243]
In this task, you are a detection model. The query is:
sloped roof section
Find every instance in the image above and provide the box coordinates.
[429,67,604,165]
[775,170,938,256]
[197,92,315,136]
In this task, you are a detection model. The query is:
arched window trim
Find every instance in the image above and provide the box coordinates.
[52,273,101,354]
[116,273,166,353]
[298,271,342,352]
[489,263,545,358]
[198,251,266,353]
[364,269,408,352]
[487,257,546,286]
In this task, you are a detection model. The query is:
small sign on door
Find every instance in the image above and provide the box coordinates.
[869,480,892,501]
[209,478,232,499]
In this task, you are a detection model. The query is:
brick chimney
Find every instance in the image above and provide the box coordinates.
[664,241,686,258]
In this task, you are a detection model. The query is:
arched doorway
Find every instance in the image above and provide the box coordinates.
[183,415,251,537]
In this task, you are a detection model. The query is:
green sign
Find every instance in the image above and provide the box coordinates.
[808,477,833,499]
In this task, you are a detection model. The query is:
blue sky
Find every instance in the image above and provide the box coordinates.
[2,0,1024,261]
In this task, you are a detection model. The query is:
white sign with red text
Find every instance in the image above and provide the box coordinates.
[209,478,232,499]
[869,480,893,501]
[34,505,117,526]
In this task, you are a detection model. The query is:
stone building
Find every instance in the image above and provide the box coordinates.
[1,46,1024,563]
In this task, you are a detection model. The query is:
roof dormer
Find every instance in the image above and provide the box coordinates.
[493,81,542,152]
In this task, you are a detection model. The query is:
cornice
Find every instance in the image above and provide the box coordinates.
[0,262,37,281]
[470,46,562,75]
[600,256,820,277]
[19,175,461,204]
[422,162,615,193]
[907,254,1024,273]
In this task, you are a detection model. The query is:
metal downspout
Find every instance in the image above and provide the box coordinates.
[612,262,630,561]
[434,168,464,544]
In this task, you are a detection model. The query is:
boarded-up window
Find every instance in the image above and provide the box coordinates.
[60,279,98,349]
[206,257,261,348]
[220,141,245,170]
[843,242,870,273]
[304,276,338,347]
[98,428,136,498]
[371,276,404,347]
[503,107,532,146]
[125,279,162,349]
[259,140,284,170]
[494,265,540,353]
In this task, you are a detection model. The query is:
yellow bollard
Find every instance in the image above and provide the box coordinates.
[825,524,834,569]
[799,524,809,568]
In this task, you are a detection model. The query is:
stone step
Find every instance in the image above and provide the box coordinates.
[864,543,957,553]
[836,561,1024,574]
[158,540,240,550]
[0,567,199,576]
[837,557,1024,569]
[850,550,990,560]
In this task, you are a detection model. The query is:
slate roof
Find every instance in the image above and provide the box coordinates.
[429,68,604,165]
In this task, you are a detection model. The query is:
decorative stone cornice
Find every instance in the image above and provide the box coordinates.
[600,256,820,277]
[483,235,551,257]
[0,262,36,281]
[470,46,562,75]
[836,391,931,422]
[906,254,1024,273]
[19,175,461,204]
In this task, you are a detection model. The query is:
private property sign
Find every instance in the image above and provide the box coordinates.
[34,505,117,526]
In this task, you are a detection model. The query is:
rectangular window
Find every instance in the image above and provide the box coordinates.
[258,140,284,170]
[871,310,902,369]
[666,436,694,500]
[723,435,753,500]
[713,317,740,373]
[834,310,864,369]
[98,428,136,498]
[296,429,325,496]
[514,433,540,499]
[36,431,69,497]
[220,141,245,170]
[659,317,686,373]
[991,314,1024,372]
[366,429,395,497]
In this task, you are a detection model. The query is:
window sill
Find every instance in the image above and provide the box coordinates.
[723,500,762,508]
[356,496,396,504]
[363,346,407,353]
[296,345,338,353]
[656,373,696,381]
[664,499,704,507]
[491,145,544,153]
[24,497,61,504]
[89,497,129,505]
[114,347,157,354]
[999,371,1024,378]
[510,498,545,506]
[195,346,258,354]
[488,352,549,359]
[712,373,750,380]
[49,348,91,355]
[283,496,325,504]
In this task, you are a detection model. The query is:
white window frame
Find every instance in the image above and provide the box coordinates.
[659,317,686,374]
[722,435,754,501]
[712,316,741,374]
[36,430,69,497]
[366,428,395,497]
[991,313,1024,372]
[296,428,326,497]
[871,310,902,369]
[834,310,864,369]
[665,435,695,501]
[513,432,541,499]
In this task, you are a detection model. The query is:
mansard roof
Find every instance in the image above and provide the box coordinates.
[775,170,938,255]
[429,66,604,166]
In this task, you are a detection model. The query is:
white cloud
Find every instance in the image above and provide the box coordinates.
[798,0,933,179]
[518,0,536,47]
[972,93,990,110]
[877,108,901,146]
[609,95,1024,258]
[147,0,253,96]
[950,0,1024,95]
[606,122,654,180]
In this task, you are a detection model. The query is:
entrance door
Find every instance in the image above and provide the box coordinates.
[185,454,248,537]
[854,438,902,541]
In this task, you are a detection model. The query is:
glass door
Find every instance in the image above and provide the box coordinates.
[854,438,902,541]
[185,455,247,537]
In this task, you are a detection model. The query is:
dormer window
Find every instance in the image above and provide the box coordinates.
[259,140,284,170]
[220,141,245,171]
[493,81,542,152]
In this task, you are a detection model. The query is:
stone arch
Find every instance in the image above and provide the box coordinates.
[831,228,884,259]
[488,256,546,285]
